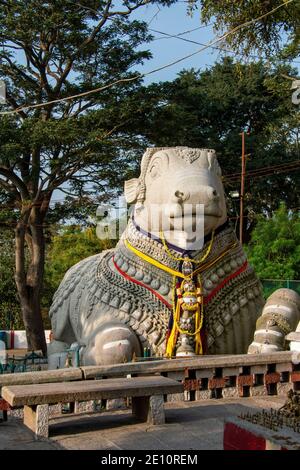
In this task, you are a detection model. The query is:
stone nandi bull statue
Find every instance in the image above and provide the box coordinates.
[48,147,300,366]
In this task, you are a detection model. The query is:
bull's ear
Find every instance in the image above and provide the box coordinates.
[208,151,222,177]
[124,178,139,204]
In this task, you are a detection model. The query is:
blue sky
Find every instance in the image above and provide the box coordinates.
[8,3,219,87]
[132,3,299,84]
[5,2,300,88]
[132,3,220,84]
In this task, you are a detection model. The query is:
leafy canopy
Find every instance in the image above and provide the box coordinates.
[0,0,176,212]
[135,58,299,236]
[45,226,114,292]
[189,0,300,60]
[246,203,300,280]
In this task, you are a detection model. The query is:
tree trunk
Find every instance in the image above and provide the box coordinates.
[15,206,47,356]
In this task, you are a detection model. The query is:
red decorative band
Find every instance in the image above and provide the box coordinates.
[204,261,248,304]
[113,257,172,309]
[113,257,248,310]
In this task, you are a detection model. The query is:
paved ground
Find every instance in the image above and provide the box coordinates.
[0,416,60,450]
[0,396,287,450]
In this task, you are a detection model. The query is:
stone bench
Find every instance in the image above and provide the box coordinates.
[1,375,183,439]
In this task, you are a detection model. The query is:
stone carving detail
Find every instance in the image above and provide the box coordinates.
[248,288,300,354]
[48,146,298,366]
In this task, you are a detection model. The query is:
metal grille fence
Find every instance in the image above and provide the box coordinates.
[261,279,300,299]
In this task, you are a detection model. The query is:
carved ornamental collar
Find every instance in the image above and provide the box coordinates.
[118,217,236,273]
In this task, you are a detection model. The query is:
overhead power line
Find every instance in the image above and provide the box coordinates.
[0,0,295,116]
[152,23,214,41]
[224,159,300,179]
[151,27,247,56]
[224,160,300,182]
[151,27,300,65]
[0,159,299,211]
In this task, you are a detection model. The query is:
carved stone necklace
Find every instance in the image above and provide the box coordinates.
[107,218,247,355]
[125,225,217,358]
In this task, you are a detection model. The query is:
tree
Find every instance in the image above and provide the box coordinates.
[45,226,115,295]
[190,0,300,60]
[245,203,300,281]
[134,58,300,240]
[0,228,24,329]
[0,224,114,330]
[0,0,175,353]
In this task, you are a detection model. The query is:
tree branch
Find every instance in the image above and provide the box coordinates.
[5,92,28,119]
[0,52,40,88]
[109,0,152,17]
[75,0,113,53]
[0,177,21,201]
[0,167,30,200]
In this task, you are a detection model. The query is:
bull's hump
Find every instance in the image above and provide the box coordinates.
[50,250,113,315]
[63,251,109,280]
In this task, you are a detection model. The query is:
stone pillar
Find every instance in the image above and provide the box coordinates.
[23,404,49,439]
[132,395,165,425]
[74,400,96,413]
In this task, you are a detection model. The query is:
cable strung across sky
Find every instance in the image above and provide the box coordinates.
[0,0,295,116]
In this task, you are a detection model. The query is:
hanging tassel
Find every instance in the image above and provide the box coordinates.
[194,304,203,355]
[166,300,181,358]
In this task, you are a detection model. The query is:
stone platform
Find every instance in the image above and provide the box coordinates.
[224,417,300,450]
[0,396,287,450]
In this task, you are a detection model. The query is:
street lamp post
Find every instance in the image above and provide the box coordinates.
[239,131,246,245]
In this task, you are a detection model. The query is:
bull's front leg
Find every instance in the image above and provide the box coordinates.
[47,339,71,369]
[81,321,142,366]
[248,288,300,353]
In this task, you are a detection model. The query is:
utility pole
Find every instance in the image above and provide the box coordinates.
[239,131,246,245]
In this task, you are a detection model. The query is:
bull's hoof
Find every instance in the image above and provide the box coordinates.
[247,342,281,354]
[82,322,142,365]
[47,340,70,370]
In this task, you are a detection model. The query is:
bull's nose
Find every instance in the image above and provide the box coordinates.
[174,189,190,202]
[207,187,219,200]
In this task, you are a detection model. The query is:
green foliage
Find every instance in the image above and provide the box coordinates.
[0,0,175,344]
[137,58,299,240]
[0,230,24,329]
[44,226,115,297]
[245,203,300,281]
[190,0,300,60]
[0,0,178,222]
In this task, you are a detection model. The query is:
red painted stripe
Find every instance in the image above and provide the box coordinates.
[113,257,172,309]
[113,257,248,310]
[10,330,14,349]
[0,399,11,411]
[204,261,248,305]
[224,422,266,450]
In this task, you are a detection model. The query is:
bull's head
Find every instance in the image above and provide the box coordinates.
[124,147,227,250]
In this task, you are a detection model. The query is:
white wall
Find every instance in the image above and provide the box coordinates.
[0,330,52,349]
[0,339,6,363]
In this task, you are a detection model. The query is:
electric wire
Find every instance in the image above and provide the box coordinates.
[0,0,295,116]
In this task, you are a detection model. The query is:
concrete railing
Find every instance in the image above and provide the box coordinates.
[1,351,300,405]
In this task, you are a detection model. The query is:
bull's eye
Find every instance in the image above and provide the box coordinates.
[150,165,159,179]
